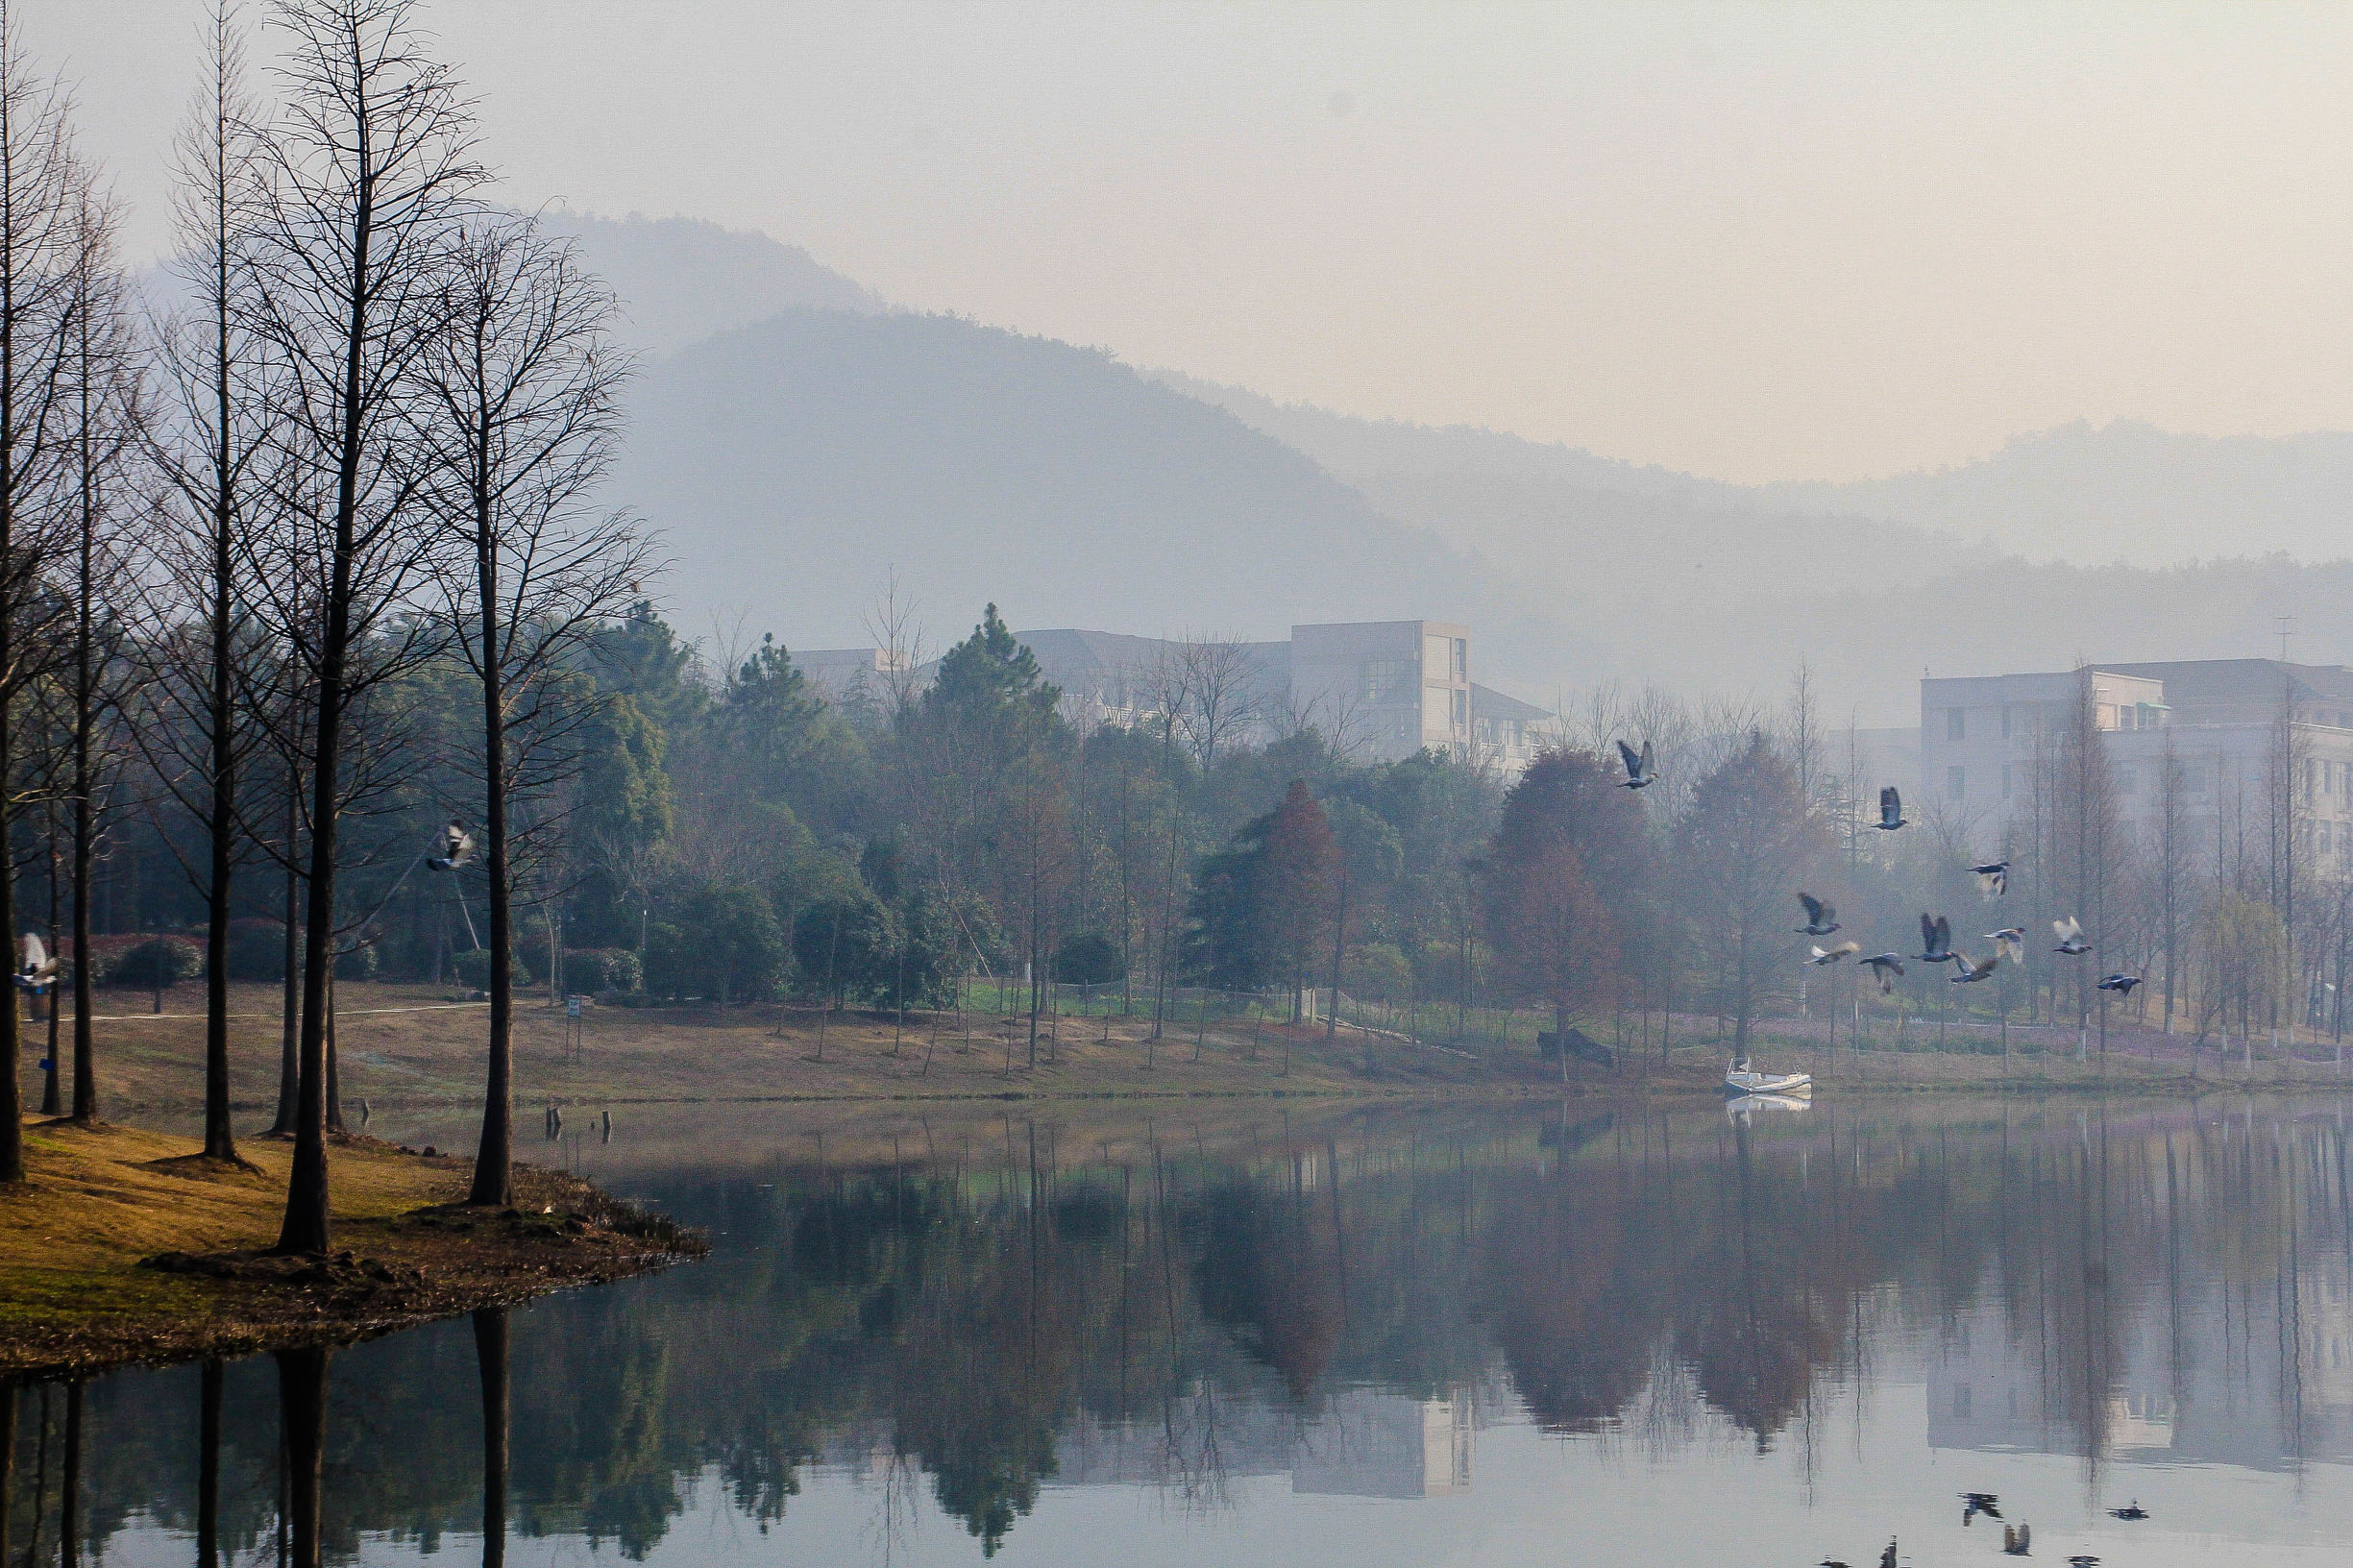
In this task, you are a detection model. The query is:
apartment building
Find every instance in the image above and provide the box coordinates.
[1920,658,2353,871]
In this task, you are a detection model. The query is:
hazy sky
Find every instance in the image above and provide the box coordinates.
[42,1,2353,483]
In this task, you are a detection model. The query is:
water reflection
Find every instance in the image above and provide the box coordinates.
[9,1096,2353,1564]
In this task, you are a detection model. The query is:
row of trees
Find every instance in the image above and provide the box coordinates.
[0,0,649,1262]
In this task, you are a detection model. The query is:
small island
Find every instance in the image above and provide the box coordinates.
[0,1116,700,1380]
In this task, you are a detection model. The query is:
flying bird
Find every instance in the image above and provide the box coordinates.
[1872,785,1908,831]
[1962,1492,2003,1525]
[1880,1540,1898,1568]
[2067,1556,2100,1568]
[429,820,477,871]
[1972,859,2009,897]
[1987,928,2026,964]
[1808,942,1861,967]
[2097,973,2142,997]
[1951,953,1999,984]
[1797,893,1841,935]
[1616,739,1656,789]
[1860,953,1906,993]
[2052,916,2092,956]
[2108,1501,2148,1521]
[2001,1524,2031,1556]
[12,934,58,992]
[1915,914,1957,966]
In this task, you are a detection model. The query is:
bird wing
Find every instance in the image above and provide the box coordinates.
[2054,916,2082,942]
[1799,892,1826,924]
[1833,942,1859,959]
[1639,740,1654,774]
[1934,915,1951,951]
[1880,785,1899,822]
[1617,740,1641,777]
[1919,912,1937,950]
[21,933,43,971]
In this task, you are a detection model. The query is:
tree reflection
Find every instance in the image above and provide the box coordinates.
[16,1099,2353,1560]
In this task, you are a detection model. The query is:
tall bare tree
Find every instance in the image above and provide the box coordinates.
[414,213,642,1207]
[145,1,272,1161]
[59,182,142,1127]
[0,8,83,1183]
[243,0,484,1251]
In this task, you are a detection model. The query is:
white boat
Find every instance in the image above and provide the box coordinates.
[1724,1060,1813,1099]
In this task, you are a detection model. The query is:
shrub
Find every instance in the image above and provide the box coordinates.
[791,889,895,1004]
[223,918,289,981]
[334,942,378,981]
[563,947,642,993]
[453,946,533,991]
[105,935,203,989]
[1055,930,1125,987]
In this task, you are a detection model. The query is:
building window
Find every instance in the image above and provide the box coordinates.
[1947,765,1966,800]
[1947,709,1966,742]
[1362,658,1415,704]
[1450,688,1467,731]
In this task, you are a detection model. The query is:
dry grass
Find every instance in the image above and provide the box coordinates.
[0,1115,698,1378]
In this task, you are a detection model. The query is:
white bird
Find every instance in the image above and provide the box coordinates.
[1871,786,1908,831]
[1951,952,1999,984]
[2052,916,2092,956]
[1797,893,1841,936]
[1987,928,2026,964]
[1616,739,1656,790]
[1808,941,1861,967]
[12,933,59,992]
[1860,953,1906,993]
[1971,859,2009,897]
[429,820,477,871]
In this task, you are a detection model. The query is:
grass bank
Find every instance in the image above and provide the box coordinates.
[0,1115,701,1379]
[12,980,2349,1123]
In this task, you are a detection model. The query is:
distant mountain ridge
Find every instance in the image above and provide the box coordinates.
[551,213,2353,725]
[539,210,885,356]
[608,308,1589,698]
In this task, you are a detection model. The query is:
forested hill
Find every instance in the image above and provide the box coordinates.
[609,307,1587,692]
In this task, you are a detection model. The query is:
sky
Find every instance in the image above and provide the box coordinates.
[40,1,2353,484]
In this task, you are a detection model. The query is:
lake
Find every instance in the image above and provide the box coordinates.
[10,1092,2353,1567]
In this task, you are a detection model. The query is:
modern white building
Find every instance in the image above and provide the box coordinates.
[1919,658,2353,872]
[801,618,1556,771]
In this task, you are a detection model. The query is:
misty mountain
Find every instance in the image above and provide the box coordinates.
[610,308,1587,694]
[1146,367,1999,613]
[1154,368,2353,574]
[1763,420,2353,567]
[540,211,885,356]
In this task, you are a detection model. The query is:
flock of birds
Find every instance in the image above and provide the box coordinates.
[1819,1493,2151,1567]
[1608,742,2142,1002]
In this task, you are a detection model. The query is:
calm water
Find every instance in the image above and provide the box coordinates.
[12,1093,2353,1567]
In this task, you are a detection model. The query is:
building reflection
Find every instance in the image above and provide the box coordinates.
[10,1099,2353,1559]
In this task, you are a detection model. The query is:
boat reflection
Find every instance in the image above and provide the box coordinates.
[8,1096,2353,1561]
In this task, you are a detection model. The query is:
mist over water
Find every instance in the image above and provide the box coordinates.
[14,1094,2353,1567]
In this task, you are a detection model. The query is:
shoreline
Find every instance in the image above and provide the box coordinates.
[0,1117,705,1381]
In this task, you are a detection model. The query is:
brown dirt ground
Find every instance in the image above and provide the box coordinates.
[0,1115,701,1380]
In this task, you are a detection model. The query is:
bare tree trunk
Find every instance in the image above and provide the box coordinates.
[271,772,299,1134]
[469,518,514,1205]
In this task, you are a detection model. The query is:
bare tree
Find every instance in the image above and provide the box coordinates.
[143,1,272,1162]
[242,0,485,1252]
[0,9,84,1183]
[1171,632,1262,771]
[413,212,644,1207]
[59,181,144,1127]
